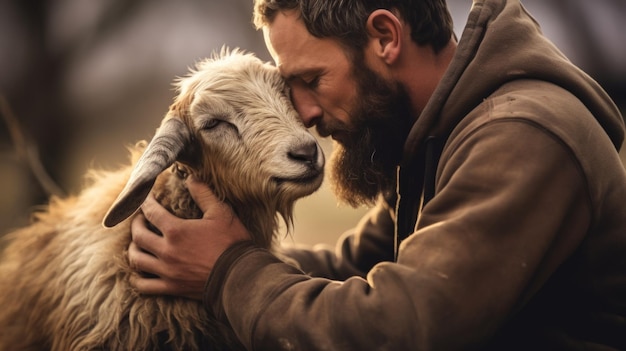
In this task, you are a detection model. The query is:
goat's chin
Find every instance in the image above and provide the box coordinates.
[272,172,324,198]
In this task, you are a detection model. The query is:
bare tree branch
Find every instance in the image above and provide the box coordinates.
[0,95,65,198]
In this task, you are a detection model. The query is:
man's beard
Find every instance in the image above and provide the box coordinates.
[325,61,413,207]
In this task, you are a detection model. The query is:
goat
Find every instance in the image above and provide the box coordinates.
[0,48,324,351]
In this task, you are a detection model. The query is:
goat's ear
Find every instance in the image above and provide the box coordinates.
[103,117,191,228]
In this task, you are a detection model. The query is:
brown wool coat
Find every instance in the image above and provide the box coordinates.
[205,0,626,349]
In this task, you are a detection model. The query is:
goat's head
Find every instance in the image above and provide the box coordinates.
[102,49,324,240]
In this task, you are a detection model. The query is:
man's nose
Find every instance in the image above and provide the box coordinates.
[290,86,322,128]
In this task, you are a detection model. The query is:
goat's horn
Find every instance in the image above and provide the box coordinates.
[103,117,191,228]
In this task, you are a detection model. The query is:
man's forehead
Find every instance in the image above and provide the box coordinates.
[262,27,279,65]
[262,11,311,79]
[262,11,343,81]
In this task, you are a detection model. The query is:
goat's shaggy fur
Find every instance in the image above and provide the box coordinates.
[0,49,324,351]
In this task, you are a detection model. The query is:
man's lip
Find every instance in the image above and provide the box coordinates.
[331,132,347,144]
[316,128,331,138]
[316,124,348,144]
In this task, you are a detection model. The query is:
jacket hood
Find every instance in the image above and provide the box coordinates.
[401,0,625,166]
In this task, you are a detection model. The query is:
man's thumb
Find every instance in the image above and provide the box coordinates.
[185,176,220,214]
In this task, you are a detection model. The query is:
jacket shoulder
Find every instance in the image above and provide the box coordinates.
[449,79,609,152]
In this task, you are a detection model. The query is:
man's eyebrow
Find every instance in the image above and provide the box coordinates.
[276,63,298,82]
[284,73,299,83]
[283,68,320,83]
[283,70,304,83]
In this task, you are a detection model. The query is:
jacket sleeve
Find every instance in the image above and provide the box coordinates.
[204,120,591,351]
[276,198,396,280]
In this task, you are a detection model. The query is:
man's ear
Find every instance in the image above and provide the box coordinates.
[366,9,402,65]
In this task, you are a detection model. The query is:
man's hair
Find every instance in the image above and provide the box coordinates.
[253,0,454,54]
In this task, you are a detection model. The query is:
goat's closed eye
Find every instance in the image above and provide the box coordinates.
[199,118,240,137]
[201,119,221,130]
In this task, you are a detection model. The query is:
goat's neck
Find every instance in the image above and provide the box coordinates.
[152,166,202,221]
[151,165,278,249]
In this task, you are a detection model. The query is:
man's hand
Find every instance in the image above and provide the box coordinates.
[128,176,251,300]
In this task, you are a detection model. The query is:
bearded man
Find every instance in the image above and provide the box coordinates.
[129,0,626,349]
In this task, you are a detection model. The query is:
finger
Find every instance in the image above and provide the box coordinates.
[140,194,179,233]
[130,212,165,256]
[128,241,165,277]
[129,274,173,295]
[186,175,229,216]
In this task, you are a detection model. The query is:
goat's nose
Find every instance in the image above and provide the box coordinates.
[288,141,318,164]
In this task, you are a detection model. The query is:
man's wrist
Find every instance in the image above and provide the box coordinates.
[203,240,257,318]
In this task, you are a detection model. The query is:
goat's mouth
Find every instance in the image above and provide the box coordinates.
[272,170,323,187]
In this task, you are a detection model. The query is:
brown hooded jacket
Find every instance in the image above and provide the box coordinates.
[205,0,626,349]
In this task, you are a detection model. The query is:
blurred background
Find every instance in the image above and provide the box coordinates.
[1,0,624,247]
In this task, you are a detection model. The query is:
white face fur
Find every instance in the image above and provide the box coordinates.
[183,50,325,200]
[103,50,324,228]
